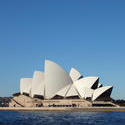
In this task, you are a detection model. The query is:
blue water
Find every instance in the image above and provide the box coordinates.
[0,111,125,125]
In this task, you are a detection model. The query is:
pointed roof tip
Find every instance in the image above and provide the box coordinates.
[70,68,81,73]
[70,67,83,81]
[45,59,69,73]
[45,59,53,63]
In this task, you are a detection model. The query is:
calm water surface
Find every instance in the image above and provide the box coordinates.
[0,111,125,125]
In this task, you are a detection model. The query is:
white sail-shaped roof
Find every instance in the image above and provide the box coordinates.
[44,60,73,99]
[31,71,44,98]
[20,78,32,94]
[56,84,71,97]
[74,77,98,98]
[19,59,113,102]
[69,68,83,81]
[74,77,99,89]
[92,86,113,101]
[66,84,79,97]
[80,88,94,99]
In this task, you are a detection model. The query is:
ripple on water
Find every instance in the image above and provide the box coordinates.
[0,111,125,125]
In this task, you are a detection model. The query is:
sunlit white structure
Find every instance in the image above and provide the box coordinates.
[92,86,113,101]
[20,60,113,101]
[44,60,72,99]
[31,71,44,98]
[20,78,32,95]
[69,68,83,81]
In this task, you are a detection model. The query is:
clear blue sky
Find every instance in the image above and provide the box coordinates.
[0,0,125,99]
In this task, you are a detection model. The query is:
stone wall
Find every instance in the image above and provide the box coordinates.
[9,94,92,108]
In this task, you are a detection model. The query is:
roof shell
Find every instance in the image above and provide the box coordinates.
[56,84,71,97]
[92,86,113,101]
[66,84,79,97]
[20,78,32,95]
[31,71,44,97]
[69,68,83,81]
[44,60,73,99]
[74,77,98,98]
[74,77,99,89]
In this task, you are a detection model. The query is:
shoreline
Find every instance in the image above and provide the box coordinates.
[0,107,125,112]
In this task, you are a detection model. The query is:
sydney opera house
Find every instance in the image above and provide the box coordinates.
[9,60,114,107]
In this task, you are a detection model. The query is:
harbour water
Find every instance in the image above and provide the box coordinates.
[0,111,125,125]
